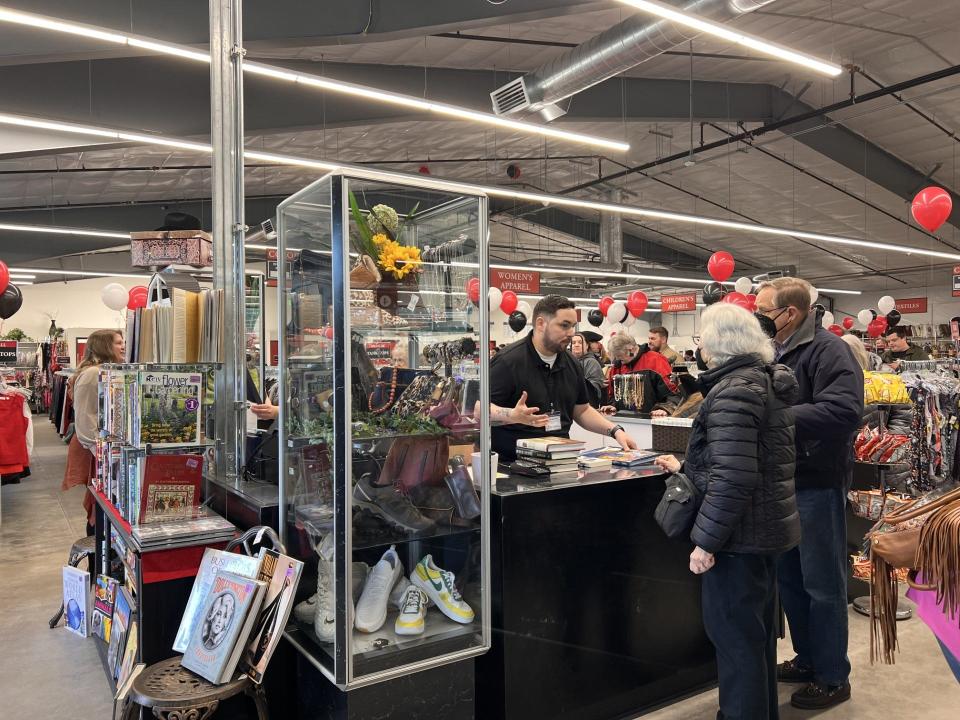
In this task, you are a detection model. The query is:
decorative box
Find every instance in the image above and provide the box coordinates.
[651,417,694,453]
[130,230,213,268]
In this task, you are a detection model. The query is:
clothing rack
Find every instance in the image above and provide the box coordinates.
[899,359,959,373]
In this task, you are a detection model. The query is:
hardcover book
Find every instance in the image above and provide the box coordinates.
[243,550,304,683]
[137,454,204,524]
[116,620,139,690]
[135,371,203,447]
[515,436,585,452]
[108,587,135,680]
[173,548,261,653]
[61,566,91,638]
[92,574,120,643]
[181,571,266,684]
[579,447,659,467]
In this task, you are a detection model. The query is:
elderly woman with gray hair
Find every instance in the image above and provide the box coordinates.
[655,303,801,720]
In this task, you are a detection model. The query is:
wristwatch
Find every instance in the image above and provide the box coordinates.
[608,424,625,439]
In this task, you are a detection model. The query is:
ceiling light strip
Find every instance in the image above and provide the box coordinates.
[0,113,933,276]
[615,0,841,76]
[0,221,129,239]
[0,5,627,152]
[7,267,148,278]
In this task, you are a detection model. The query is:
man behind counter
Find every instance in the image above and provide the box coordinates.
[489,295,639,461]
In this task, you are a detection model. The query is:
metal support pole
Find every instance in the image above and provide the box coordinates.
[210,0,246,480]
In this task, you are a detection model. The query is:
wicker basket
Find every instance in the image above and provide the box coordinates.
[651,418,693,453]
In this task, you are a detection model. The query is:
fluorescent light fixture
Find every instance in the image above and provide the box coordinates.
[0,222,129,239]
[616,0,842,76]
[0,5,628,152]
[0,112,936,276]
[7,267,148,279]
[13,281,33,285]
[9,274,36,279]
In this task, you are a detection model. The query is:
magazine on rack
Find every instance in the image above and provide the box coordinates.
[92,574,119,643]
[61,566,91,638]
[242,549,304,683]
[133,371,203,447]
[578,447,660,467]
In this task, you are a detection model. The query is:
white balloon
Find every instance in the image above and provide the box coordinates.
[734,277,752,295]
[878,295,896,315]
[809,287,819,305]
[623,313,637,327]
[822,311,835,328]
[101,282,128,311]
[488,287,503,314]
[607,323,625,336]
[857,309,874,327]
[608,301,628,324]
[516,300,532,317]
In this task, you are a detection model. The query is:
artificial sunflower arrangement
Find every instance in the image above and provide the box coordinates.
[349,193,421,286]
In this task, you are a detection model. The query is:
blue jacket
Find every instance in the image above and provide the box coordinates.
[777,313,864,490]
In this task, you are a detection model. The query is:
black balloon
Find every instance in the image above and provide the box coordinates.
[886,309,902,328]
[508,311,527,333]
[703,282,723,305]
[0,283,21,320]
[587,309,604,327]
[870,309,878,320]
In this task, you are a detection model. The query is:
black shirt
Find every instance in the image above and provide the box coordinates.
[489,332,590,461]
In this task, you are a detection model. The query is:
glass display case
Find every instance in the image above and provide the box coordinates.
[276,169,491,688]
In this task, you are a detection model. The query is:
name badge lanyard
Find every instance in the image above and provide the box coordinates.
[543,363,562,432]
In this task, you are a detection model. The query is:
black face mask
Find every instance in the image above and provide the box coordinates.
[754,312,778,339]
[695,348,709,372]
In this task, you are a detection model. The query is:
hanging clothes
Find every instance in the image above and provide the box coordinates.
[0,392,30,475]
[901,372,960,492]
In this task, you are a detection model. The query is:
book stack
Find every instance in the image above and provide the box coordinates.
[178,547,303,685]
[125,288,223,364]
[131,508,236,550]
[578,447,660,468]
[515,436,586,475]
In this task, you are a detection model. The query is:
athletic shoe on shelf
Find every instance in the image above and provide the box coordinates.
[388,572,409,609]
[353,476,436,533]
[293,594,316,625]
[355,546,403,633]
[314,534,336,642]
[394,585,428,636]
[411,555,475,625]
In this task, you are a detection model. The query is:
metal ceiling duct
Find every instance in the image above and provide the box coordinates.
[490,0,778,119]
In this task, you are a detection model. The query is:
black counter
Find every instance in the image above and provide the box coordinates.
[478,467,717,720]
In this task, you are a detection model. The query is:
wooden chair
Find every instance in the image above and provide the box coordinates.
[117,527,285,720]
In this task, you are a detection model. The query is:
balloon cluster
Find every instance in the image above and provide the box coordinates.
[467,278,532,331]
[586,290,648,329]
[847,295,901,338]
[0,261,22,320]
[101,283,149,311]
[702,252,749,308]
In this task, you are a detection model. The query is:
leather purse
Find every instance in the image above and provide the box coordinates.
[654,471,702,540]
[444,455,481,520]
[378,434,450,493]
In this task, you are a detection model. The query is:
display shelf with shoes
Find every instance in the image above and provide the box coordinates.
[276,169,491,689]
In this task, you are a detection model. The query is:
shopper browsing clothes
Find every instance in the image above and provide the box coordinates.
[755,277,863,710]
[62,329,125,534]
[647,326,681,365]
[655,303,800,720]
[881,326,930,371]
[569,331,605,408]
[489,295,638,461]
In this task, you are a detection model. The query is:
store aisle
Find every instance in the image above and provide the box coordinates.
[0,421,114,720]
[645,592,960,720]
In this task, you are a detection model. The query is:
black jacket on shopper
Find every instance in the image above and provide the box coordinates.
[777,313,865,490]
[685,355,801,555]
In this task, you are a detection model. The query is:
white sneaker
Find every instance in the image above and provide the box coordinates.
[355,546,403,633]
[314,535,336,642]
[411,555,474,624]
[394,585,428,636]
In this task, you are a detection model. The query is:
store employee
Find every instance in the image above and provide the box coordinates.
[489,294,639,461]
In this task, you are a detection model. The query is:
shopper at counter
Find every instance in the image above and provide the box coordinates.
[489,295,638,461]
[655,303,800,720]
[881,327,931,371]
[570,332,605,408]
[755,277,863,710]
[648,326,681,365]
[62,329,125,534]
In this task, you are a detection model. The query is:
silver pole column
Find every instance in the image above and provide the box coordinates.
[210,0,246,480]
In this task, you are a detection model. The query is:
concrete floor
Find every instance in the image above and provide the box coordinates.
[1,422,957,719]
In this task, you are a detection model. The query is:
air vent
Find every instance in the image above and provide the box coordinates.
[490,77,531,116]
[752,266,798,283]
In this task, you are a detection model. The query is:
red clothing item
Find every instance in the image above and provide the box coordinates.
[607,348,677,399]
[0,393,28,474]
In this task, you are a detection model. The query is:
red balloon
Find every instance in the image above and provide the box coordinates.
[0,260,8,296]
[627,290,648,317]
[465,277,480,304]
[867,319,886,338]
[499,290,518,315]
[707,251,736,282]
[911,186,953,232]
[598,296,615,317]
[842,317,855,330]
[746,293,757,312]
[723,291,747,305]
[874,315,889,333]
[827,324,844,337]
[127,285,148,310]
[323,326,334,340]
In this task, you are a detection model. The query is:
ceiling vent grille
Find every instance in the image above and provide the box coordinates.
[490,77,531,116]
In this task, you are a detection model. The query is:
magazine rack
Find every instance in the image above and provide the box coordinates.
[275,169,492,689]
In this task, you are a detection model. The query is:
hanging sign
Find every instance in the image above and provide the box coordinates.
[953,265,960,297]
[661,293,698,313]
[0,340,15,364]
[895,297,928,314]
[365,340,397,367]
[490,269,540,294]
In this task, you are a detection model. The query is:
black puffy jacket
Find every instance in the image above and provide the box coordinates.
[685,355,802,555]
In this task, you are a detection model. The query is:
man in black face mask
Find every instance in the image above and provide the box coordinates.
[754,277,863,711]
